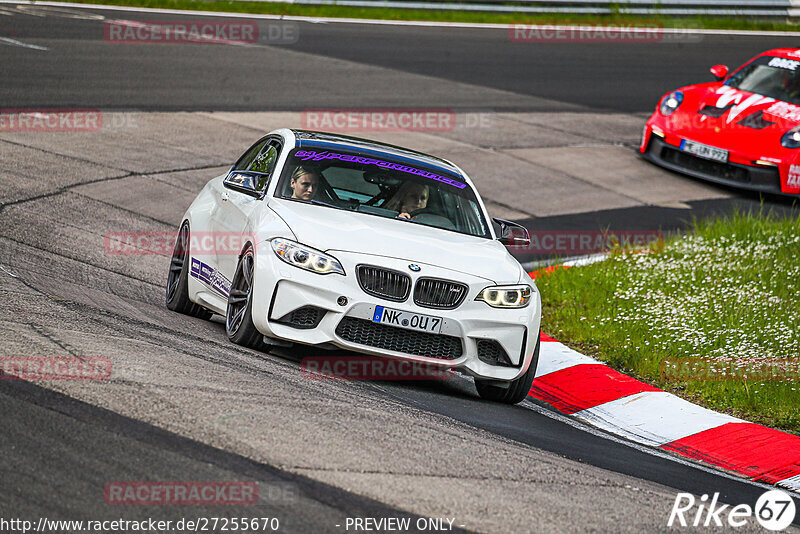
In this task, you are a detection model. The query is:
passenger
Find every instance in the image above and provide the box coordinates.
[290,166,320,201]
[384,182,429,219]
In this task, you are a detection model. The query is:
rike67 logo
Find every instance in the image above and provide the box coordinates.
[668,490,796,530]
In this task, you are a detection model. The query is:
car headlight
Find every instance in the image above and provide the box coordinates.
[270,238,345,275]
[781,126,800,148]
[659,91,683,116]
[476,285,532,308]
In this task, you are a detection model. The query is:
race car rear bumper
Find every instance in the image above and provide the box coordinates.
[642,136,785,194]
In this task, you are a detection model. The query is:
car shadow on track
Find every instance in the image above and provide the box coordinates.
[207,314,487,403]
[268,343,481,402]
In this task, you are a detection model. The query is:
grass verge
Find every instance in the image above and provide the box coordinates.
[56,0,800,33]
[537,209,800,433]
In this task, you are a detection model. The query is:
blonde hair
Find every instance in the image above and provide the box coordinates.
[384,182,429,212]
[291,166,319,183]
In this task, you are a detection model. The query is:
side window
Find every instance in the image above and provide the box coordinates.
[725,64,756,88]
[251,143,278,176]
[234,138,269,171]
[232,138,282,193]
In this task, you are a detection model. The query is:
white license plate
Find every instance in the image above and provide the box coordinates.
[680,139,728,163]
[372,305,442,334]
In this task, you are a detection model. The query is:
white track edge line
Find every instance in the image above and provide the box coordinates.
[5,0,800,36]
[0,36,49,49]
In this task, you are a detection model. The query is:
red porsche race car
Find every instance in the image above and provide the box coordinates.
[641,48,800,196]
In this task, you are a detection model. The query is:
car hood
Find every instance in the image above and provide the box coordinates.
[664,83,800,156]
[267,199,522,284]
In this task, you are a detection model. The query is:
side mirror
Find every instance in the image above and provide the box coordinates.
[710,64,729,81]
[493,218,530,249]
[223,170,267,198]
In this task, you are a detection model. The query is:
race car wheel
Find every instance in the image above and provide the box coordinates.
[475,333,540,404]
[226,246,265,351]
[165,221,212,319]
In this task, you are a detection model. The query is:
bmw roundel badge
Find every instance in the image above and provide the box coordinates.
[409,264,421,272]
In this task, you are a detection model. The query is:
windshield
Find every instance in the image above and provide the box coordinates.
[275,148,491,238]
[725,55,800,105]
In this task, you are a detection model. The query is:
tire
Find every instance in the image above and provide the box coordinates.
[475,333,540,404]
[165,221,212,319]
[225,245,266,351]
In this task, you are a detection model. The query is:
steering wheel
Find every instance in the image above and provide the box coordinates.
[407,208,438,218]
[406,208,456,230]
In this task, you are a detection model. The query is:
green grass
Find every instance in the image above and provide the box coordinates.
[62,0,800,32]
[537,210,800,433]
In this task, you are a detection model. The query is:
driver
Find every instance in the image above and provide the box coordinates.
[290,166,320,201]
[384,182,429,219]
[781,69,800,102]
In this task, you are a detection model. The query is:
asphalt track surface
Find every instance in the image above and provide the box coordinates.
[1,5,800,532]
[0,5,795,112]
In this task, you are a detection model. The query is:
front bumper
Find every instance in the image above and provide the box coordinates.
[250,250,541,382]
[642,135,784,195]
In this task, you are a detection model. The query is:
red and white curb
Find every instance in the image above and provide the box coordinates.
[529,332,800,492]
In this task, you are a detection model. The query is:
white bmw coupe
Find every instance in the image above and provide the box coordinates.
[166,129,541,403]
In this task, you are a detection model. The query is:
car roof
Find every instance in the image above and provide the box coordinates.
[290,129,464,180]
[761,48,800,60]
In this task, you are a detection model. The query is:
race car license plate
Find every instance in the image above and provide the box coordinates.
[372,305,442,334]
[680,139,728,163]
